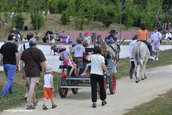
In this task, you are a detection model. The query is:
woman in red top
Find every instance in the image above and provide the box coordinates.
[138,23,154,60]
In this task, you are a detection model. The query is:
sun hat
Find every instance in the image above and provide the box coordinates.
[46,68,53,73]
[109,29,118,35]
[59,45,65,51]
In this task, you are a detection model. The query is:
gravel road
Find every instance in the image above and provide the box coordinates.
[1,65,172,115]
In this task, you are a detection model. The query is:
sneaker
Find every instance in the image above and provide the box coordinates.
[150,56,155,60]
[92,102,96,108]
[81,72,87,77]
[42,105,48,110]
[52,104,57,109]
[102,100,107,106]
[129,72,133,79]
[26,105,35,110]
[24,93,27,99]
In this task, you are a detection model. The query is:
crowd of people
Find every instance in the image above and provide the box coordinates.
[0,24,171,110]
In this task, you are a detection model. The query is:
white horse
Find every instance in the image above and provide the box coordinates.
[132,41,150,83]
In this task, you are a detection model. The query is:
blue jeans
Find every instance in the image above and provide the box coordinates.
[1,64,16,95]
[130,61,135,74]
[142,40,152,56]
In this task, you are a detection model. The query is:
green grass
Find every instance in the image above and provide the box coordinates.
[0,49,172,112]
[0,72,59,111]
[125,89,172,115]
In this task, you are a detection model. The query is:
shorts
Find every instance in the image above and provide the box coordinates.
[43,87,54,99]
[74,58,83,68]
[26,77,40,86]
[64,59,70,65]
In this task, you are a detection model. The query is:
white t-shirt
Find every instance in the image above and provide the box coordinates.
[165,32,172,40]
[150,32,162,46]
[129,40,137,61]
[88,54,105,75]
[44,74,52,88]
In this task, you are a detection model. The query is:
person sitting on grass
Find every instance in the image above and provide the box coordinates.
[43,68,57,110]
[59,45,77,77]
[87,46,110,108]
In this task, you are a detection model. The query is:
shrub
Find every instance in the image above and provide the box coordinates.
[30,12,44,30]
[60,10,70,25]
[13,13,25,29]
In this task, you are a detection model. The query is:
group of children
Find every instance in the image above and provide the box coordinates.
[56,34,110,108]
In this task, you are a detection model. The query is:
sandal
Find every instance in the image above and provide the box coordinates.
[52,104,57,109]
[33,100,38,106]
[26,105,35,110]
[42,105,48,110]
[81,72,87,77]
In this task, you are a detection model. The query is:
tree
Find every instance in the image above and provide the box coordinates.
[13,13,25,29]
[30,12,44,30]
[60,9,70,25]
[123,0,136,28]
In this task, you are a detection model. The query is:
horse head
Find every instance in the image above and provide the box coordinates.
[107,39,125,64]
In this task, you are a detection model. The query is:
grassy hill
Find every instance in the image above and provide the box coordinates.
[0,13,138,41]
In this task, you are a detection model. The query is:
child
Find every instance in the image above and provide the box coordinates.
[81,40,91,77]
[87,46,110,108]
[59,45,77,77]
[84,32,92,47]
[129,35,137,79]
[72,38,85,76]
[43,68,57,110]
[50,43,59,55]
[69,42,77,60]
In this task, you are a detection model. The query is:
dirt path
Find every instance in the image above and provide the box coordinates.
[1,65,172,115]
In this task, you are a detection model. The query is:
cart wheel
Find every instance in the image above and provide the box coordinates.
[71,81,79,94]
[59,88,68,98]
[109,73,116,94]
[58,77,68,98]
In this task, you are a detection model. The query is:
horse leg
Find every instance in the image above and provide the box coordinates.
[143,62,147,79]
[136,64,140,83]
[140,60,144,80]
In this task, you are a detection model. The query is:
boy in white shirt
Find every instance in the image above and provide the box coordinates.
[87,46,110,108]
[42,68,57,110]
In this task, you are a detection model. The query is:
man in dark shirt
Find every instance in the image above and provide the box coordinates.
[20,38,46,109]
[105,29,118,45]
[0,34,19,97]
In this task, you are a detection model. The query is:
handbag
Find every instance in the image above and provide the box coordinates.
[29,49,42,71]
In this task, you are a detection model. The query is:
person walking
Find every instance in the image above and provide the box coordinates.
[19,33,34,100]
[150,27,162,60]
[129,35,137,79]
[87,46,110,108]
[42,68,57,110]
[0,34,19,97]
[20,38,46,110]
